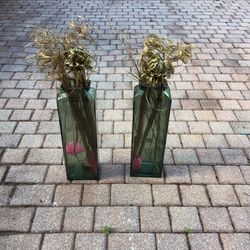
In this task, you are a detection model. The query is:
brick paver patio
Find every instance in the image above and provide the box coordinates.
[0,0,250,249]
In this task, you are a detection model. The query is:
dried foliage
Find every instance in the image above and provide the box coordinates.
[29,21,96,89]
[126,34,194,86]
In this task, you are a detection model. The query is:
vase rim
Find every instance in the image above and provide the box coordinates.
[61,85,91,92]
[60,78,91,91]
[138,82,168,89]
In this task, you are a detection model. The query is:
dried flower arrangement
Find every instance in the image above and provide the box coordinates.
[128,34,194,86]
[128,34,194,177]
[29,21,96,89]
[29,21,99,180]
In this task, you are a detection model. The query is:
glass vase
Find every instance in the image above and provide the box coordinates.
[57,86,98,180]
[130,83,171,177]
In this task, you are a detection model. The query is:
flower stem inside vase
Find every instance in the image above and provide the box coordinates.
[68,88,97,177]
[131,84,171,177]
[134,86,163,158]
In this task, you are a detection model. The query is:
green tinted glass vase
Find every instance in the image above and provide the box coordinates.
[130,83,171,177]
[57,86,98,180]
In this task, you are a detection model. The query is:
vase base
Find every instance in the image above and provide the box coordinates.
[66,164,98,181]
[130,161,162,178]
[67,175,98,181]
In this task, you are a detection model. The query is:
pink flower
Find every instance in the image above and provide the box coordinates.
[133,156,142,171]
[66,142,85,155]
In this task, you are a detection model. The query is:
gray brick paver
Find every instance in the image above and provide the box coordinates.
[207,185,239,206]
[140,207,171,232]
[26,149,63,164]
[199,207,234,232]
[197,149,224,165]
[113,148,130,164]
[164,150,174,165]
[10,184,54,206]
[45,165,69,183]
[0,185,12,205]
[0,166,7,182]
[43,134,62,148]
[180,185,210,206]
[203,134,228,148]
[111,184,152,206]
[214,111,237,121]
[165,165,191,183]
[226,135,250,148]
[5,165,48,183]
[99,164,125,183]
[75,233,106,250]
[234,185,250,206]
[94,206,139,233]
[0,207,34,232]
[209,121,234,134]
[1,148,28,163]
[53,185,82,206]
[240,166,250,184]
[170,207,202,233]
[173,149,199,165]
[98,149,113,164]
[157,234,188,250]
[32,207,64,232]
[167,134,182,149]
[63,207,94,232]
[108,233,155,250]
[82,184,110,205]
[19,134,45,148]
[221,149,248,165]
[0,134,22,147]
[189,165,218,184]
[214,165,245,184]
[0,121,16,133]
[15,121,38,134]
[220,234,250,250]
[42,233,74,250]
[37,121,60,134]
[228,207,250,232]
[188,233,223,250]
[0,234,42,250]
[181,134,205,148]
[189,121,211,134]
[168,121,189,134]
[153,184,181,206]
[10,110,32,120]
[102,134,124,148]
